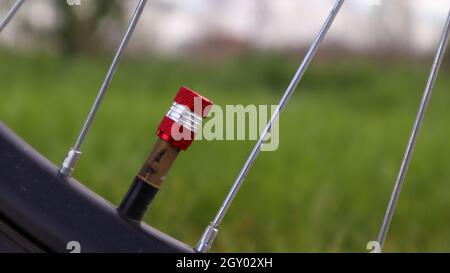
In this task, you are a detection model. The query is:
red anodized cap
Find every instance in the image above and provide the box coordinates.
[157,86,213,150]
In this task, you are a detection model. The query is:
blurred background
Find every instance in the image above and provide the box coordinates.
[1,0,450,252]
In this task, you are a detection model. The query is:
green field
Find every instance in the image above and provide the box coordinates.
[1,51,450,252]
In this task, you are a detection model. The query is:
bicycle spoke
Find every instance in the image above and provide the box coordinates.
[377,9,450,252]
[0,0,25,33]
[195,0,346,253]
[59,0,148,178]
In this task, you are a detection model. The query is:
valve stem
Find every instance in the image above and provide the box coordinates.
[118,87,213,222]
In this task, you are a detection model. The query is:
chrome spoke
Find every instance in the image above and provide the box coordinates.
[59,0,148,178]
[377,9,450,252]
[0,0,25,33]
[195,0,346,253]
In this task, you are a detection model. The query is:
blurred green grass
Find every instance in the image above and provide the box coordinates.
[1,50,450,252]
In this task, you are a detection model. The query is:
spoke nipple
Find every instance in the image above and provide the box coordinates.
[59,148,82,178]
[195,224,218,253]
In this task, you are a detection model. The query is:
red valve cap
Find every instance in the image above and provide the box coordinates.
[157,86,213,150]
